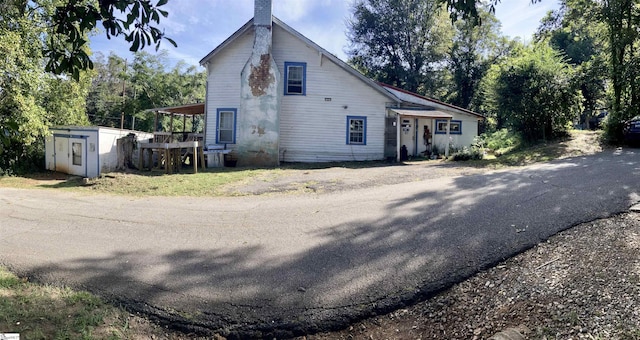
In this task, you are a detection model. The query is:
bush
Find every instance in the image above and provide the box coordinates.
[451,146,484,161]
[480,128,523,152]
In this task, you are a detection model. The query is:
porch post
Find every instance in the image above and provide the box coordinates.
[445,118,451,158]
[396,113,401,162]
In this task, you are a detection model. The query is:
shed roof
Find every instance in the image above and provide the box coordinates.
[152,103,205,116]
[390,109,453,119]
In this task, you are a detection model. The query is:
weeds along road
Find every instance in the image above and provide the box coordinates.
[1,149,639,338]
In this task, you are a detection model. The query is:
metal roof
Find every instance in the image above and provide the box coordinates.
[152,103,205,116]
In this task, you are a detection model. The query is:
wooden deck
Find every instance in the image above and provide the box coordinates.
[138,141,205,174]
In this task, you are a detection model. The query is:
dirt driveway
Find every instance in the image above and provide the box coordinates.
[222,130,605,196]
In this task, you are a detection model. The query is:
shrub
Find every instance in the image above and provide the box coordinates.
[480,128,523,152]
[451,146,484,161]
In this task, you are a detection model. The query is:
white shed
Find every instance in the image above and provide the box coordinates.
[45,126,153,178]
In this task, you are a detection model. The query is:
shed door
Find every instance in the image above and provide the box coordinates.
[68,138,86,177]
[54,137,86,177]
[54,137,70,174]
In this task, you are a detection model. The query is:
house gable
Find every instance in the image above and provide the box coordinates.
[201,18,399,163]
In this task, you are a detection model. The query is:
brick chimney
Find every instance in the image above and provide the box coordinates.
[237,0,281,166]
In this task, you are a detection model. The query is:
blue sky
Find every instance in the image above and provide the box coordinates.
[89,0,560,68]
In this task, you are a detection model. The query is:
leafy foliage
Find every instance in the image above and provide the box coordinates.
[347,0,453,94]
[536,0,640,141]
[482,44,582,142]
[478,128,524,155]
[0,0,89,174]
[536,0,608,130]
[450,146,484,161]
[46,0,176,80]
[85,51,206,132]
[599,0,640,141]
[445,8,512,110]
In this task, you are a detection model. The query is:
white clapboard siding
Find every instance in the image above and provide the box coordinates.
[204,30,254,146]
[272,25,390,162]
[431,112,480,150]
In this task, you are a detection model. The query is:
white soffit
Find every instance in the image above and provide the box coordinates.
[390,109,453,119]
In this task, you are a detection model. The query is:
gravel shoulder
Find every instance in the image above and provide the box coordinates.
[306,211,640,340]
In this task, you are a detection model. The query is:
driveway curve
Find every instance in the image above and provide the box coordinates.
[1,149,639,338]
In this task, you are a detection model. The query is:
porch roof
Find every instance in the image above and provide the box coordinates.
[153,103,205,116]
[390,108,453,119]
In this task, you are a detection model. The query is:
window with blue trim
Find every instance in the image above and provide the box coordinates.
[347,116,367,145]
[435,119,462,134]
[217,108,237,144]
[284,62,306,95]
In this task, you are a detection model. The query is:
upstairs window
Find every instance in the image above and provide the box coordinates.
[284,62,306,95]
[346,116,367,145]
[217,108,237,144]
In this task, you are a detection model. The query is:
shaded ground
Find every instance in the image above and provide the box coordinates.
[307,211,640,340]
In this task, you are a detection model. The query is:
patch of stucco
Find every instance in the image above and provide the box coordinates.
[248,54,275,97]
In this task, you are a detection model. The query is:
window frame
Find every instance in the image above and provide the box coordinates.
[71,142,83,166]
[284,62,307,95]
[435,119,462,135]
[346,116,367,145]
[216,108,237,144]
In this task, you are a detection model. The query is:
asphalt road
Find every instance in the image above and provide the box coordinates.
[1,149,639,338]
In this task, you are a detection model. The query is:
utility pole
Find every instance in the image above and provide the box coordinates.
[120,59,127,130]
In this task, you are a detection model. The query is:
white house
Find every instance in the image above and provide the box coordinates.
[45,126,152,178]
[199,0,484,166]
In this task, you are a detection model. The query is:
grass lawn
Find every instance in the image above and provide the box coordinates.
[0,168,268,197]
[0,266,156,339]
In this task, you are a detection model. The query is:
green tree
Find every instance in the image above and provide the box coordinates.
[347,0,454,95]
[85,53,129,127]
[600,0,640,140]
[536,0,608,129]
[1,0,173,173]
[445,8,510,110]
[127,52,205,132]
[87,51,206,133]
[482,44,582,142]
[46,0,175,79]
[0,0,90,173]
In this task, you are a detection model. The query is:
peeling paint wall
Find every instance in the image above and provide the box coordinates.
[238,18,281,166]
